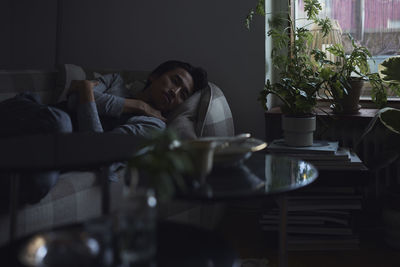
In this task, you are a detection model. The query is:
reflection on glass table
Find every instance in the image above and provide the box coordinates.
[181,153,318,200]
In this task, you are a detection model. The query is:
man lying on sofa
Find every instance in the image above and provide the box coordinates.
[67,60,207,135]
[0,60,208,211]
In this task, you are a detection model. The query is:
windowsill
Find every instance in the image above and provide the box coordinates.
[267,106,379,119]
[316,98,400,109]
[359,97,400,109]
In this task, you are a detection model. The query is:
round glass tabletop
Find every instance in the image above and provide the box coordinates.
[184,152,318,200]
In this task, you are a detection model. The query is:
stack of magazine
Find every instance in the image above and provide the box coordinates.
[266,139,366,170]
[260,186,363,251]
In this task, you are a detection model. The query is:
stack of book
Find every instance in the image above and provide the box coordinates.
[260,186,363,251]
[262,139,366,250]
[266,139,366,170]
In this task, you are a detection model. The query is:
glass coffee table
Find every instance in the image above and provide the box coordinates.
[179,152,319,267]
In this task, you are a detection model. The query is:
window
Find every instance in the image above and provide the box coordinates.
[295,0,400,102]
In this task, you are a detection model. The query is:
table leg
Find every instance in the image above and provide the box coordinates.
[9,173,20,241]
[278,194,288,267]
[100,166,110,215]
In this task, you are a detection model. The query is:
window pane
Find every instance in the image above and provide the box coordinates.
[296,0,400,100]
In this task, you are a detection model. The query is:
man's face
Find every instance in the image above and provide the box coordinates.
[146,68,194,113]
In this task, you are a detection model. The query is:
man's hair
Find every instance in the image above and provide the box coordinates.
[147,60,208,92]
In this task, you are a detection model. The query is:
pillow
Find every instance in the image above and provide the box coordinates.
[196,82,234,137]
[167,90,202,140]
[167,82,234,140]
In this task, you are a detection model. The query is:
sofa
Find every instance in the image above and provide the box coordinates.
[0,65,234,245]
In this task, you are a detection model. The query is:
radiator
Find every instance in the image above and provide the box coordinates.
[319,121,400,198]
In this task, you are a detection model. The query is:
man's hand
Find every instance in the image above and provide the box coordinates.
[69,80,99,104]
[123,99,166,122]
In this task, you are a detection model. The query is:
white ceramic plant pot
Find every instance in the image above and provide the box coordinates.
[281,115,316,147]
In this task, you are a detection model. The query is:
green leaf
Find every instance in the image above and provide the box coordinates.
[389,83,400,96]
[298,89,308,98]
[245,10,255,30]
[326,43,345,57]
[320,67,334,80]
[268,14,286,29]
[127,129,195,200]
[245,0,265,29]
[258,88,268,111]
[304,0,322,20]
[379,108,400,134]
[312,50,327,63]
[381,57,400,83]
[317,18,332,37]
[255,0,265,15]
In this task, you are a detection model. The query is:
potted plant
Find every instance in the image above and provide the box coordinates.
[314,35,370,113]
[247,0,333,146]
[317,36,400,112]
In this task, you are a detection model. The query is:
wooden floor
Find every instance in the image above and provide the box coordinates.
[216,203,400,267]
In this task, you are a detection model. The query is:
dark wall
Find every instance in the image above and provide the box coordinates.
[0,0,57,70]
[0,0,266,138]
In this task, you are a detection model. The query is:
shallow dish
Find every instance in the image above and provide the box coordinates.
[213,137,267,166]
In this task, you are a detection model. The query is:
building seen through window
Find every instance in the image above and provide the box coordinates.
[296,0,400,101]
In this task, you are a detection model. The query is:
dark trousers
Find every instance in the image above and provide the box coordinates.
[0,92,73,212]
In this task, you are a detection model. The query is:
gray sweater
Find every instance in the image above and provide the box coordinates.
[73,73,166,137]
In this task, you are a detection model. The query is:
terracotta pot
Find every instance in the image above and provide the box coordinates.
[334,79,364,114]
[281,115,316,147]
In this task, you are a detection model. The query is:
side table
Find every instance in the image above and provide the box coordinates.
[265,106,383,198]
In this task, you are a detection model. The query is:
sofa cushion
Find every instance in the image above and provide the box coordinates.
[0,70,57,104]
[56,64,91,103]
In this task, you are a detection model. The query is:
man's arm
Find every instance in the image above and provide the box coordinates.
[91,73,125,117]
[89,89,166,121]
[122,98,166,121]
[71,73,165,121]
[72,80,104,132]
[111,115,166,136]
[70,80,166,136]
